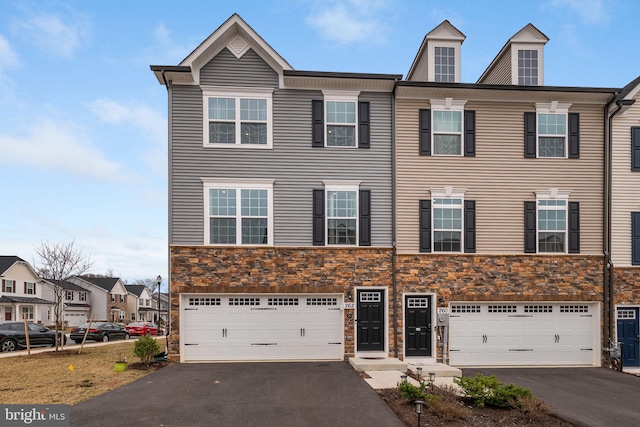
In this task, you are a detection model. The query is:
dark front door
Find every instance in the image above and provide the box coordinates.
[357,289,385,352]
[405,295,432,357]
[617,307,640,367]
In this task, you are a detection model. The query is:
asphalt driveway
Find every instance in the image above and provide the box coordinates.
[466,367,640,427]
[70,362,403,427]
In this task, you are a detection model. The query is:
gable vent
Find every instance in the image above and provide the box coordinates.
[227,35,250,59]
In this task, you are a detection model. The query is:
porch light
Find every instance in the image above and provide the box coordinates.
[347,290,353,301]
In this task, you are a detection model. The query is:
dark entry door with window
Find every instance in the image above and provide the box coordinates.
[357,289,385,352]
[617,307,640,367]
[405,295,432,357]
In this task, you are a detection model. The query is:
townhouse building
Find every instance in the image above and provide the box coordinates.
[154,13,639,367]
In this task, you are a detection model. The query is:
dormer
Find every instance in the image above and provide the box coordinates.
[477,24,549,86]
[407,20,465,83]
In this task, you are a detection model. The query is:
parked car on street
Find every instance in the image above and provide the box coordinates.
[69,322,130,343]
[125,322,162,336]
[0,322,66,352]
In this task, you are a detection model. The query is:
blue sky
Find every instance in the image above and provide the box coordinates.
[1,0,638,283]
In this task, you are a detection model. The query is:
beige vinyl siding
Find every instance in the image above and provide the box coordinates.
[478,50,511,85]
[396,98,604,254]
[611,91,640,266]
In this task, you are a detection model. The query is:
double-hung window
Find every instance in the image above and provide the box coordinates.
[79,292,87,302]
[537,199,567,253]
[326,185,358,245]
[433,197,463,252]
[525,103,578,159]
[25,282,35,295]
[203,87,273,148]
[4,280,15,293]
[517,50,538,85]
[203,178,274,245]
[66,290,74,301]
[538,113,566,157]
[324,92,359,147]
[431,99,467,156]
[434,47,455,83]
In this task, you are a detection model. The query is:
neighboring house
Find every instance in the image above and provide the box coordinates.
[124,285,155,322]
[152,14,398,362]
[0,256,54,324]
[394,21,617,367]
[69,276,129,322]
[44,279,91,327]
[609,76,640,367]
[152,292,169,326]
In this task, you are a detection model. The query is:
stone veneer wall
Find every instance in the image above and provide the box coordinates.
[396,254,605,361]
[613,268,640,305]
[169,246,394,358]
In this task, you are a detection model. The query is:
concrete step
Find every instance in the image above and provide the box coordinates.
[407,362,462,378]
[348,357,407,372]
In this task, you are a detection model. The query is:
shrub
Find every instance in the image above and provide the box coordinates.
[397,379,427,400]
[133,335,160,366]
[454,374,532,409]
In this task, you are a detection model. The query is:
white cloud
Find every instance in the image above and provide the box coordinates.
[0,34,20,71]
[550,0,609,25]
[89,98,166,146]
[307,1,388,45]
[11,12,89,58]
[0,119,124,182]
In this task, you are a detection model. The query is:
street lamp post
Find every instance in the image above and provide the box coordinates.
[156,275,162,327]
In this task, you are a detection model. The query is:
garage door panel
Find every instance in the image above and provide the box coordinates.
[450,302,597,366]
[181,294,343,362]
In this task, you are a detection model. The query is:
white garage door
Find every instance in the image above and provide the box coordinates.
[181,294,344,362]
[449,302,598,366]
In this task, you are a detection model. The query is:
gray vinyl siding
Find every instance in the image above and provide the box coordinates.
[200,48,278,87]
[611,91,640,266]
[170,56,393,246]
[396,98,604,254]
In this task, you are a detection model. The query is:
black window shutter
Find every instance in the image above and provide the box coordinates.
[524,201,537,253]
[568,201,580,253]
[464,200,476,253]
[632,127,640,171]
[312,189,325,245]
[312,100,324,147]
[419,200,432,253]
[568,113,580,159]
[464,110,476,157]
[358,102,370,149]
[419,109,431,156]
[632,212,640,265]
[524,112,536,158]
[359,190,371,246]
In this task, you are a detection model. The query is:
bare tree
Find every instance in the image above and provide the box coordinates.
[135,278,161,293]
[34,240,93,351]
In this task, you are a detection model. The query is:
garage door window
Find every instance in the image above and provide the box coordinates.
[189,297,221,306]
[307,297,338,306]
[229,297,260,306]
[560,305,588,313]
[524,305,553,313]
[268,297,299,306]
[451,304,480,313]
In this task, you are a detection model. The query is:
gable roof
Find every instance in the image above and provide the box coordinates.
[77,276,120,291]
[152,13,292,85]
[0,256,26,275]
[47,279,88,292]
[477,23,549,84]
[125,284,149,297]
[407,20,466,81]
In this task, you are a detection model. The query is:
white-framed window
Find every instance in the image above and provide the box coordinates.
[431,187,466,252]
[79,292,87,302]
[511,44,543,85]
[325,182,359,245]
[119,295,125,303]
[21,306,34,320]
[25,282,35,295]
[202,178,274,245]
[518,50,538,85]
[119,311,125,320]
[66,290,74,301]
[4,279,15,293]
[202,87,273,148]
[434,47,455,83]
[111,294,116,302]
[536,102,571,158]
[323,91,359,147]
[431,99,467,156]
[536,189,571,253]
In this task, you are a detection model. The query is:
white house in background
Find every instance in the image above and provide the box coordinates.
[44,279,92,327]
[152,292,169,326]
[69,276,129,322]
[0,256,54,324]
[124,285,155,322]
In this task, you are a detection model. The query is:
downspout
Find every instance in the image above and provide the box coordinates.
[392,78,399,358]
[604,97,625,347]
[161,69,172,340]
